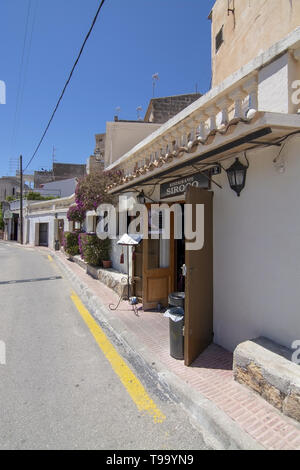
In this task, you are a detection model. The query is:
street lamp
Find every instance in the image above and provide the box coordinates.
[226,155,249,197]
[137,191,146,204]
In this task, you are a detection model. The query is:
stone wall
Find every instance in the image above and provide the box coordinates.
[234,337,300,422]
[210,0,300,87]
[144,94,201,124]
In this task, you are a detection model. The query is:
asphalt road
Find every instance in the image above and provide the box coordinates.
[0,241,211,450]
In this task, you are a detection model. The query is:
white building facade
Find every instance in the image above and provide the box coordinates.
[24,195,74,249]
[103,29,300,362]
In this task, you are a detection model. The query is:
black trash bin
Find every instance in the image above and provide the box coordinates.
[168,292,185,308]
[168,309,184,360]
[165,291,185,360]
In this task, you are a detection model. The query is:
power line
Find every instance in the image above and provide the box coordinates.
[17,0,39,133]
[9,0,32,174]
[24,0,107,172]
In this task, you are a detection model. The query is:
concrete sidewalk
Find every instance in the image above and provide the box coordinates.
[45,248,300,450]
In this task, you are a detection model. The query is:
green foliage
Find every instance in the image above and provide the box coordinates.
[63,231,80,256]
[79,233,111,266]
[6,196,15,202]
[75,171,116,212]
[0,204,4,231]
[26,192,57,201]
[67,205,85,223]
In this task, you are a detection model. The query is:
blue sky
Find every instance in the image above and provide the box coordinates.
[0,0,215,176]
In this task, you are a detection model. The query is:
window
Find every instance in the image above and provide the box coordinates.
[215,26,224,53]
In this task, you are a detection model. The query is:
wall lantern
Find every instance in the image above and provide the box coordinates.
[137,191,146,204]
[226,154,249,197]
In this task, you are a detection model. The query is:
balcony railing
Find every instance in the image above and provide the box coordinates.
[108,73,259,188]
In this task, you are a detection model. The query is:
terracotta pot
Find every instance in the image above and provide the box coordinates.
[102,260,112,269]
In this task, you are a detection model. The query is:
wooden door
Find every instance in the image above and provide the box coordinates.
[184,187,213,366]
[39,223,49,247]
[133,240,143,300]
[142,209,175,310]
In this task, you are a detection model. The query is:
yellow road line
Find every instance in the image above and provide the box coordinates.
[48,255,53,262]
[70,290,166,424]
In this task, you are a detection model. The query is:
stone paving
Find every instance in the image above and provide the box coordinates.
[47,248,300,450]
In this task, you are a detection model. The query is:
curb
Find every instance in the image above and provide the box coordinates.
[52,250,264,450]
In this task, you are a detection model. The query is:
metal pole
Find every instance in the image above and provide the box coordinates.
[127,245,130,300]
[19,155,23,245]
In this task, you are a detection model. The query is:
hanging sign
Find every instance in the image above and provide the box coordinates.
[160,171,209,199]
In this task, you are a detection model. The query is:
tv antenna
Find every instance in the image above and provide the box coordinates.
[152,73,159,97]
[136,105,142,121]
[52,146,57,164]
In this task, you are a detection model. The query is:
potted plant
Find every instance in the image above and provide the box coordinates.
[79,233,111,269]
[102,259,112,269]
[100,238,112,269]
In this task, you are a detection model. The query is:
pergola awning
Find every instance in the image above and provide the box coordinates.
[108,112,300,194]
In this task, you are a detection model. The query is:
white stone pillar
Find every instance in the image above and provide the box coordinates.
[205,105,218,132]
[195,113,208,140]
[243,76,258,116]
[216,97,231,128]
[229,88,246,119]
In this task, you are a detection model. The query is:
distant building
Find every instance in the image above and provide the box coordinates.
[34,162,86,188]
[94,133,106,163]
[53,163,86,181]
[104,120,161,168]
[25,194,75,249]
[0,175,31,203]
[31,178,77,198]
[144,93,202,124]
[33,170,54,189]
[0,177,19,202]
[86,134,106,174]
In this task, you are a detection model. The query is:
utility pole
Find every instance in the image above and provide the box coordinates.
[19,154,23,245]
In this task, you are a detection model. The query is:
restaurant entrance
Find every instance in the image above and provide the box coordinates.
[132,187,213,365]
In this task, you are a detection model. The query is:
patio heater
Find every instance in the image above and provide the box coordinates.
[109,233,142,311]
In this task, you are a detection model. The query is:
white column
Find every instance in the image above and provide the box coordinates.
[194,113,208,140]
[229,88,246,119]
[151,144,159,162]
[216,97,231,128]
[185,119,196,142]
[243,76,258,116]
[178,124,189,147]
[169,132,179,152]
[161,136,169,156]
[205,105,218,132]
[172,128,182,148]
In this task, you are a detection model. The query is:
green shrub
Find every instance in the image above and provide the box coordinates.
[0,204,4,230]
[79,233,111,266]
[26,192,57,201]
[63,231,80,256]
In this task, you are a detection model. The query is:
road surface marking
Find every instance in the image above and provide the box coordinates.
[48,255,53,262]
[0,276,62,286]
[70,290,166,424]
